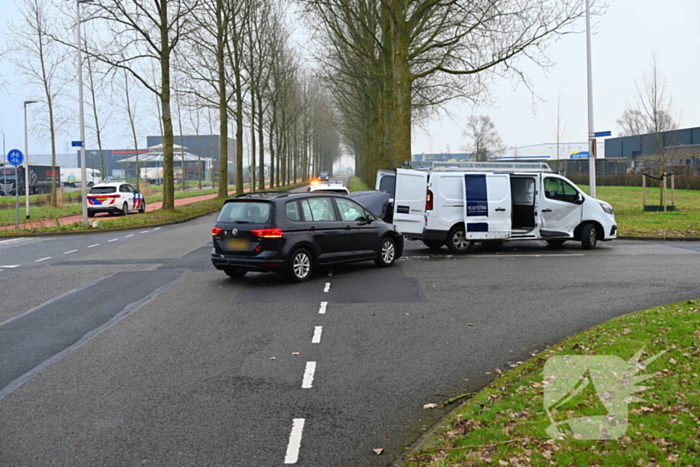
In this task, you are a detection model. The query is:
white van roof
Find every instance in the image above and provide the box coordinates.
[402,160,553,173]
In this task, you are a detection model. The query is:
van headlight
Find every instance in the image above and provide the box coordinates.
[599,202,614,215]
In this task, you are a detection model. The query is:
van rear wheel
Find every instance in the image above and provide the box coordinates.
[446,224,474,254]
[546,239,566,247]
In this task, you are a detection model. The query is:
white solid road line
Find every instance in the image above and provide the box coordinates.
[35,257,51,262]
[301,362,316,389]
[63,250,77,255]
[108,238,118,243]
[318,302,327,314]
[323,282,331,293]
[0,265,20,268]
[312,326,323,344]
[87,244,99,248]
[284,418,306,464]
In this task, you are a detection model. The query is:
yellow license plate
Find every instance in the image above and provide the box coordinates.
[227,238,250,251]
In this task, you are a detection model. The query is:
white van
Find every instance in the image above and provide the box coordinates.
[376,163,617,251]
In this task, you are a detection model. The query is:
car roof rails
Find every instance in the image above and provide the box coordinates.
[230,191,289,199]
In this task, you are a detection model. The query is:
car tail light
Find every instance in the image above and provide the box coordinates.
[212,227,223,236]
[426,189,434,211]
[251,228,284,238]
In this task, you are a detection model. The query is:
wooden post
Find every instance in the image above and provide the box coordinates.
[642,174,646,207]
[663,174,667,212]
[671,174,675,206]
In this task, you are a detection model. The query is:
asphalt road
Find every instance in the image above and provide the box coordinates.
[1,208,699,466]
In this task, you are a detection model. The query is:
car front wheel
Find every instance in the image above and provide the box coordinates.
[139,200,146,213]
[446,224,474,254]
[288,248,313,283]
[375,237,396,267]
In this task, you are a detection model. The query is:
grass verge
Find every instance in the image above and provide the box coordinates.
[348,176,371,192]
[405,300,700,466]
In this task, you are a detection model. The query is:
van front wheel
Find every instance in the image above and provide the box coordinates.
[581,224,598,250]
[447,224,474,254]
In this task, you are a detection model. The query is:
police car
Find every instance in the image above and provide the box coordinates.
[306,180,349,195]
[87,182,146,217]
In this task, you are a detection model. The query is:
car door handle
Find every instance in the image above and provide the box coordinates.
[542,209,552,212]
[495,208,506,212]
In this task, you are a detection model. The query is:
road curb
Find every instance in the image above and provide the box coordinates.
[617,236,700,241]
[0,208,221,239]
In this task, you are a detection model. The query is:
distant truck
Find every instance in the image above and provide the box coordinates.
[140,167,183,185]
[60,167,102,188]
[0,164,60,196]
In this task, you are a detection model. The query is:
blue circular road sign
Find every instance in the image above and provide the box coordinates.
[7,149,24,166]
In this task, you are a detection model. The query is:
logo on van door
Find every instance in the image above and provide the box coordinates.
[396,205,410,214]
[465,174,488,217]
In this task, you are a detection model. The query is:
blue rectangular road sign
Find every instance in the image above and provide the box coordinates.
[71,141,83,147]
[594,131,612,137]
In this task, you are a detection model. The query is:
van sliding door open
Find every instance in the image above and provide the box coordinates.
[393,169,428,235]
[463,173,512,239]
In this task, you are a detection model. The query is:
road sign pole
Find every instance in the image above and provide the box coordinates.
[585,0,596,199]
[15,166,20,230]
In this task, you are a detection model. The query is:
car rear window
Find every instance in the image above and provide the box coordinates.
[89,186,117,194]
[218,201,271,223]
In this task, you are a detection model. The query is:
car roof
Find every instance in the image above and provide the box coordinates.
[224,191,351,203]
[90,182,129,188]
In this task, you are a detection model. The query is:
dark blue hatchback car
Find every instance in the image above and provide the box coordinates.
[211,192,404,282]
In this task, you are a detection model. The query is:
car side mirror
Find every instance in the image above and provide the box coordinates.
[576,193,584,204]
[358,215,374,225]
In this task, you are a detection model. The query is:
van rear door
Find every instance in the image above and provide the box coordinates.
[393,168,428,235]
[463,173,512,239]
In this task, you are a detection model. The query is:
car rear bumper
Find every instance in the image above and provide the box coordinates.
[88,206,124,214]
[211,249,286,272]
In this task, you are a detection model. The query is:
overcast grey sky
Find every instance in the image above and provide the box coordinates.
[1,0,699,162]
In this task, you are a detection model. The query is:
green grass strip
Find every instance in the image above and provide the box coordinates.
[406,300,700,466]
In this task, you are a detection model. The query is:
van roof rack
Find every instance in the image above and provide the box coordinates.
[402,160,553,173]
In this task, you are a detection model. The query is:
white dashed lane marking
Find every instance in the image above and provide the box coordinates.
[140,230,149,234]
[301,362,316,389]
[108,239,118,243]
[0,265,20,268]
[35,257,51,262]
[284,418,305,464]
[125,234,134,238]
[88,244,99,248]
[323,283,331,293]
[318,302,327,314]
[311,326,323,344]
[63,250,77,255]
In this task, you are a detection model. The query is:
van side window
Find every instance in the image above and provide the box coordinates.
[285,201,301,222]
[544,178,580,203]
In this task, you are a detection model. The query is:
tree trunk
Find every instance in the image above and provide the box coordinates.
[160,4,174,210]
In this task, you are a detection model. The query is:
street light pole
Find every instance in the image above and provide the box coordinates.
[585,0,597,198]
[23,100,38,219]
[77,0,93,227]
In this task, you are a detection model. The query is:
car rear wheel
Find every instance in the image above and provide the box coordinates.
[121,203,129,216]
[422,239,444,251]
[288,248,313,283]
[446,224,474,254]
[224,268,247,278]
[581,223,598,250]
[375,237,396,267]
[139,200,146,213]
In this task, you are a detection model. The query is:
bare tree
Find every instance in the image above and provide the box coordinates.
[617,54,679,204]
[9,0,70,206]
[303,0,594,183]
[463,115,504,162]
[81,0,199,210]
[551,95,567,174]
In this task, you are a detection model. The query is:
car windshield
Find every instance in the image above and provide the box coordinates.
[89,186,117,194]
[218,201,271,223]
